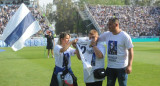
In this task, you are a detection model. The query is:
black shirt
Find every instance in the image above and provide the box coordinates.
[45,34,54,45]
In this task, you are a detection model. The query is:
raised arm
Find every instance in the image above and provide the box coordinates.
[92,46,103,58]
[72,42,81,60]
[75,47,81,60]
[60,39,78,53]
[91,40,103,58]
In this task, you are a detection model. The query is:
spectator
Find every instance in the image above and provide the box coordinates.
[45,30,55,58]
[88,5,160,37]
[98,18,134,86]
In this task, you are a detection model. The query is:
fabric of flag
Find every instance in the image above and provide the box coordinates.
[76,38,92,75]
[2,3,41,51]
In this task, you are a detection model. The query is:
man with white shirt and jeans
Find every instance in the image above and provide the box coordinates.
[98,18,134,86]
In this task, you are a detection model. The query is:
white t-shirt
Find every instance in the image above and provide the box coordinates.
[54,45,75,68]
[78,42,106,83]
[99,31,133,68]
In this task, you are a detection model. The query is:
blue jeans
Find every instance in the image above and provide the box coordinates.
[106,67,128,86]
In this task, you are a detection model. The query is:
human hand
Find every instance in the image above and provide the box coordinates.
[72,39,78,44]
[125,65,132,74]
[72,43,77,48]
[90,38,97,47]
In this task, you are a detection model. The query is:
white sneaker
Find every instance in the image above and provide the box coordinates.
[48,56,49,58]
[52,55,54,58]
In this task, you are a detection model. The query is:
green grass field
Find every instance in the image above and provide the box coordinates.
[0,42,160,86]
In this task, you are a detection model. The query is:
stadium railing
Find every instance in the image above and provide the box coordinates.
[132,36,160,42]
[0,37,57,47]
[84,2,102,34]
[0,36,160,47]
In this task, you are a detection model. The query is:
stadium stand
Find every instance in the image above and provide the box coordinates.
[86,4,160,37]
[0,2,160,47]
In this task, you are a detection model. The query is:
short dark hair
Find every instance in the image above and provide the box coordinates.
[59,32,70,39]
[109,17,119,24]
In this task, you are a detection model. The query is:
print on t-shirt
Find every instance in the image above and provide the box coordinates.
[91,53,96,66]
[62,53,69,67]
[108,40,117,62]
[108,40,117,55]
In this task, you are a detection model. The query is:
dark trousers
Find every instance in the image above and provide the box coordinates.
[86,81,103,86]
[50,73,58,86]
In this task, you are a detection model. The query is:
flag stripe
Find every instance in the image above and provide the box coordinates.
[4,12,35,46]
[12,21,41,51]
[2,4,30,40]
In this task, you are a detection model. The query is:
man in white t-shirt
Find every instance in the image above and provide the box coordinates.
[98,18,134,86]
[76,30,106,86]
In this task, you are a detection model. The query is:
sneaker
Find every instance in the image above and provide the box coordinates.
[48,56,49,58]
[52,55,54,58]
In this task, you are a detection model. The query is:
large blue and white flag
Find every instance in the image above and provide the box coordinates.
[2,3,41,51]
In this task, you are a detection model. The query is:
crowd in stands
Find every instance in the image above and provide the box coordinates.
[88,5,160,37]
[0,4,49,37]
[0,4,159,37]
